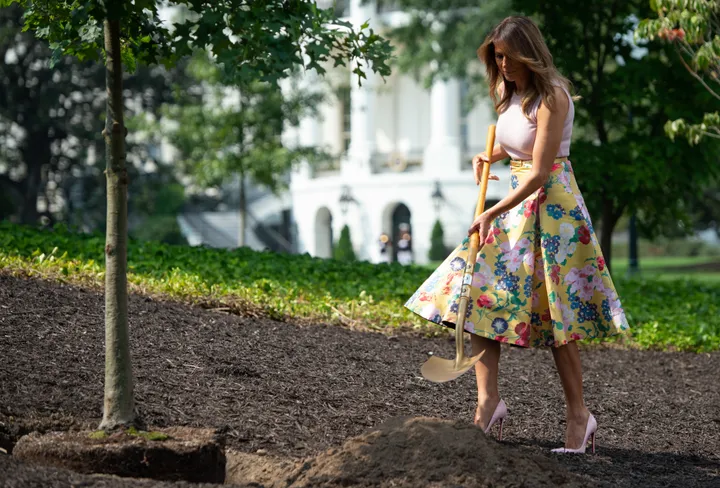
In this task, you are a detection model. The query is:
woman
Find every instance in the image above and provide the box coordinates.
[404,16,630,454]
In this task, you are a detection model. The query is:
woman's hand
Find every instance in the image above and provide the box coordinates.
[468,211,494,243]
[472,152,500,185]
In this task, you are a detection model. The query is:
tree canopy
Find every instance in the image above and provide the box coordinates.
[4,0,393,86]
[636,0,720,145]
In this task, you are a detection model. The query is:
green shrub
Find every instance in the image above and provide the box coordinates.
[428,220,447,262]
[1,221,719,352]
[131,215,187,246]
[333,224,356,262]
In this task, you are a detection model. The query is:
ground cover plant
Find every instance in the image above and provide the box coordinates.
[1,221,718,352]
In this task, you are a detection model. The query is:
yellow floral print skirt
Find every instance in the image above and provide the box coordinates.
[404,159,631,348]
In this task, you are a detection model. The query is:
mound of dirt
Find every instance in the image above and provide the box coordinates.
[227,416,588,487]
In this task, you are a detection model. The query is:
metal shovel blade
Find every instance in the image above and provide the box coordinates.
[420,352,483,383]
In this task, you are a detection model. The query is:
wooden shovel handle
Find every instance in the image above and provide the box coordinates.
[469,125,496,252]
[454,125,496,363]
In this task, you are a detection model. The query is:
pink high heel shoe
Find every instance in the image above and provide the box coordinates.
[475,399,507,441]
[551,413,597,454]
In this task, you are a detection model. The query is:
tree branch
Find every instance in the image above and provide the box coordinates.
[675,44,720,101]
[0,173,23,204]
[701,130,720,140]
[612,202,626,230]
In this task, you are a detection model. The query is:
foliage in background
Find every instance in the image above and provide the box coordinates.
[1,222,719,352]
[0,5,192,241]
[0,5,104,225]
[636,0,720,144]
[333,224,357,261]
[517,0,720,269]
[160,53,327,192]
[428,220,447,261]
[387,0,720,271]
[150,52,329,246]
[128,176,187,246]
[612,237,720,260]
[382,0,508,102]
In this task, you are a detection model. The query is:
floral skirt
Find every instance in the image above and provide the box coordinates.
[404,159,630,348]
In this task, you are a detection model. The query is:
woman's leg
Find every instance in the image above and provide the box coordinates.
[551,341,592,448]
[471,335,501,429]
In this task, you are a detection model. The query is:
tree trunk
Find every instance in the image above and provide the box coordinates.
[19,134,49,225]
[238,172,246,248]
[99,17,135,431]
[20,169,40,224]
[599,196,622,274]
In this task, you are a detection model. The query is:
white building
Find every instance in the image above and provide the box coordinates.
[177,0,510,264]
[285,0,509,264]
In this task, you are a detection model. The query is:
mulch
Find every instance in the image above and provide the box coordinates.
[1,273,719,487]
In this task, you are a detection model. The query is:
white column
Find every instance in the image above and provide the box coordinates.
[345,0,377,176]
[423,77,462,176]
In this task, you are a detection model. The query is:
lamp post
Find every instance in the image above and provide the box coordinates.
[627,108,640,277]
[339,185,355,215]
[431,181,444,212]
[628,211,639,277]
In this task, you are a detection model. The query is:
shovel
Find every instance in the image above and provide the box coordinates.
[420,124,496,383]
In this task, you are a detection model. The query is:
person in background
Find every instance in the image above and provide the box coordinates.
[379,233,392,263]
[396,225,413,265]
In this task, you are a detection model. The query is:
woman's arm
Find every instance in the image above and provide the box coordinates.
[472,144,508,185]
[469,86,569,237]
[472,144,508,165]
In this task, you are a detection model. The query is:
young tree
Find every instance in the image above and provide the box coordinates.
[428,219,447,261]
[388,0,720,269]
[156,53,328,247]
[636,0,720,144]
[1,0,392,430]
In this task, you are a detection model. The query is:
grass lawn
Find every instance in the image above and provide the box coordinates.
[612,256,720,283]
[1,221,719,352]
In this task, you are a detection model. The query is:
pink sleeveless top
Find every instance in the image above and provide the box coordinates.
[495,85,574,161]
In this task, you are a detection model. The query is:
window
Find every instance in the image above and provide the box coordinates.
[336,84,352,154]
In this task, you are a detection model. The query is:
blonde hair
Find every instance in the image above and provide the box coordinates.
[477,16,575,117]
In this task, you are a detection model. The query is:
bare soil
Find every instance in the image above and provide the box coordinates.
[1,273,719,487]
